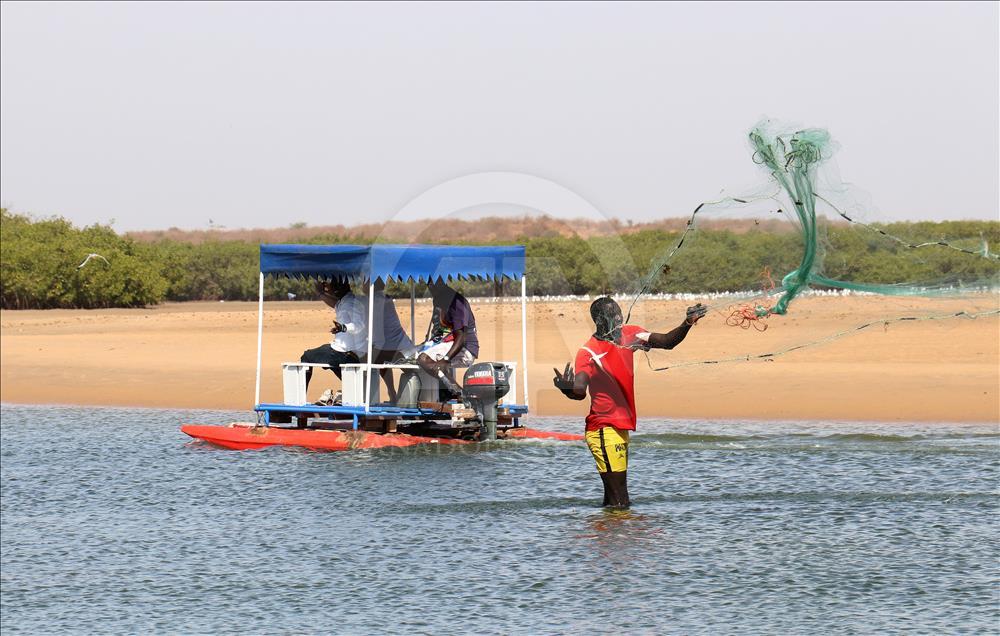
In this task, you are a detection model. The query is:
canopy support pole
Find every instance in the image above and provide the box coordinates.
[254,272,264,407]
[520,275,529,408]
[364,280,376,415]
[410,281,416,344]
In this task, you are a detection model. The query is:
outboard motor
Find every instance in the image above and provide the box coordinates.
[462,362,511,441]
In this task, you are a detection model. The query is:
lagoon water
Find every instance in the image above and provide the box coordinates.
[1,404,997,634]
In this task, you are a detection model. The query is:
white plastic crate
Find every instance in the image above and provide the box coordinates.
[340,364,381,407]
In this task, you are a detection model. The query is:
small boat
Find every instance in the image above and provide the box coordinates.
[181,243,583,451]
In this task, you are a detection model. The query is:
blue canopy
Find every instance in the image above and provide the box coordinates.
[259,244,526,283]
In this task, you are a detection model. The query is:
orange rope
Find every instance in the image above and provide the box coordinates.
[726,268,775,332]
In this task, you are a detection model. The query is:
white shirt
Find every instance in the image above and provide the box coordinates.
[371,291,414,351]
[329,293,368,356]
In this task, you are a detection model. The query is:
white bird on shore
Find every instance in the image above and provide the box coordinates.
[77,253,110,269]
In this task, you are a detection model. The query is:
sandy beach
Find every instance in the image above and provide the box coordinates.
[2,295,998,423]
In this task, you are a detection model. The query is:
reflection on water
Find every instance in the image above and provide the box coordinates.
[1,405,997,634]
[577,508,663,540]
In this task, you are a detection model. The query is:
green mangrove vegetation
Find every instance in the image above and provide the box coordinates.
[2,208,996,309]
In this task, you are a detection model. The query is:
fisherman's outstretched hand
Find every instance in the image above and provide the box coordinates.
[685,303,708,325]
[552,362,576,392]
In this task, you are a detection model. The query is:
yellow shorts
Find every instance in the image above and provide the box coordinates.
[586,427,630,473]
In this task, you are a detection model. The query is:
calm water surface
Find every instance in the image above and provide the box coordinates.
[1,404,998,635]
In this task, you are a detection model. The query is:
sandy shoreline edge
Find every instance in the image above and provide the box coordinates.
[2,296,998,424]
[2,401,996,428]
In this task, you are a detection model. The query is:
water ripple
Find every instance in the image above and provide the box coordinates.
[1,404,998,635]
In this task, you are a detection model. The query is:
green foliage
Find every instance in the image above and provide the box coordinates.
[1,207,996,309]
[1,209,167,309]
[159,240,259,301]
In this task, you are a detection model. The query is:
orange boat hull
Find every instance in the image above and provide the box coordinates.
[502,428,584,442]
[181,423,582,451]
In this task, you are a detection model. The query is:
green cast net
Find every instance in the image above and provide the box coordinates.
[621,119,999,368]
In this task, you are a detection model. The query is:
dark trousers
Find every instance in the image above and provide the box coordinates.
[300,345,360,388]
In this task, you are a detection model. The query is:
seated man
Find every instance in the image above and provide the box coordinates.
[415,281,479,383]
[300,279,368,396]
[368,279,414,402]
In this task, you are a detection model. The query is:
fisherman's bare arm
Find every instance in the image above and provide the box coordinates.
[553,363,589,401]
[443,328,467,362]
[417,328,467,374]
[646,303,707,350]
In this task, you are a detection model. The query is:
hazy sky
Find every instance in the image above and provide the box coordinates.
[1,1,997,231]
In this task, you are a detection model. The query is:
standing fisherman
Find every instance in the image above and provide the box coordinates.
[553,297,706,508]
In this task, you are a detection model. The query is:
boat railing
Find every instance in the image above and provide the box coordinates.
[280,360,520,409]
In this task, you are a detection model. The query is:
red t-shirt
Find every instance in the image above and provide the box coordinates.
[574,325,651,432]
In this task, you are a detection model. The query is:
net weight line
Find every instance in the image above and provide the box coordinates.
[646,308,1000,371]
[815,194,999,262]
[622,189,783,328]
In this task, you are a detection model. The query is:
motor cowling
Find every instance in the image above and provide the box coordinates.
[462,362,511,404]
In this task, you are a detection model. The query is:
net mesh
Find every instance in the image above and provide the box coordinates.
[618,120,999,365]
